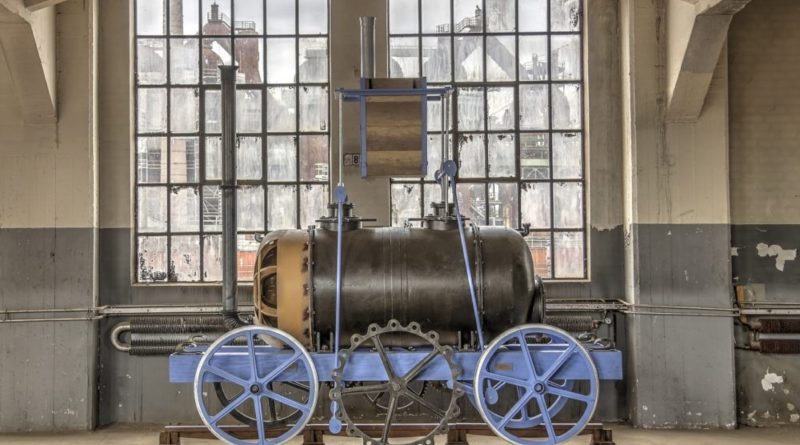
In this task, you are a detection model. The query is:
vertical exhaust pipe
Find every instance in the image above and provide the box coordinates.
[360,17,376,78]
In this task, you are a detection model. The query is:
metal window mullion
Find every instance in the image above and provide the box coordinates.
[546,0,556,279]
[294,0,301,229]
[165,0,173,282]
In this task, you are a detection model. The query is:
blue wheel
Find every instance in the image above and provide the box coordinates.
[193,326,319,445]
[474,325,599,445]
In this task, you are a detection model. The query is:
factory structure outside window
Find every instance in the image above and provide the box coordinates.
[388,0,586,279]
[134,0,329,283]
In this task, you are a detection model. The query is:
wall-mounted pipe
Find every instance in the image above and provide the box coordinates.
[360,17,376,78]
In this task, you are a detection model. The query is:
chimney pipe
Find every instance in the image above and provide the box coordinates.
[359,17,376,78]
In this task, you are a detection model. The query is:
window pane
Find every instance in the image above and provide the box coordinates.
[390,37,419,78]
[138,186,168,232]
[455,183,486,224]
[238,185,264,230]
[454,0,481,33]
[237,234,260,281]
[138,88,167,132]
[235,0,264,34]
[267,87,296,132]
[234,38,264,84]
[457,133,485,178]
[170,235,200,282]
[203,235,222,281]
[458,87,484,131]
[521,182,550,228]
[486,35,515,81]
[236,89,262,133]
[486,0,515,32]
[202,0,232,35]
[488,134,515,178]
[422,37,451,82]
[553,182,583,228]
[137,0,166,35]
[137,137,168,183]
[519,36,548,81]
[391,183,421,226]
[551,34,581,81]
[300,184,328,227]
[170,0,200,35]
[426,135,444,180]
[552,83,581,130]
[170,88,200,132]
[519,84,549,130]
[202,38,232,83]
[554,231,584,278]
[390,0,419,34]
[299,135,329,181]
[171,39,200,85]
[551,0,581,32]
[202,185,222,231]
[299,37,328,83]
[266,38,296,83]
[237,136,262,180]
[138,236,168,282]
[552,133,582,179]
[519,0,548,32]
[299,0,327,35]
[455,36,483,81]
[205,136,222,180]
[137,39,166,84]
[520,133,550,179]
[423,183,441,215]
[268,185,297,229]
[299,86,328,132]
[488,183,518,227]
[267,0,295,35]
[422,0,450,33]
[487,87,514,130]
[205,90,221,132]
[267,135,297,181]
[525,232,552,278]
[170,186,200,232]
[170,136,200,182]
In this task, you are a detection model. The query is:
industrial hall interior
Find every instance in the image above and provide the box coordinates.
[1,0,799,444]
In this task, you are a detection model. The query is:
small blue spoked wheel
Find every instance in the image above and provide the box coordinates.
[193,326,319,445]
[474,324,599,445]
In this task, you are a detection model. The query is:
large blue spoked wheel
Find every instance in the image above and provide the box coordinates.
[474,324,599,445]
[193,326,319,445]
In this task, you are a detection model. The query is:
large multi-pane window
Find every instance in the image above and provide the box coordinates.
[388,0,586,279]
[134,0,329,283]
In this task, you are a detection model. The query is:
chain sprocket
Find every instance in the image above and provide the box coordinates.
[330,319,464,445]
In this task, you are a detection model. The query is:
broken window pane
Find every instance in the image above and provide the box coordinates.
[171,39,199,84]
[267,87,296,132]
[553,182,583,228]
[267,38,296,83]
[519,84,549,130]
[137,39,166,84]
[234,38,264,84]
[457,133,485,178]
[268,185,297,229]
[138,236,168,282]
[170,186,200,232]
[170,235,200,282]
[488,183,518,227]
[551,34,581,81]
[138,186,168,232]
[234,0,263,34]
[205,136,222,180]
[267,135,297,181]
[487,35,516,81]
[202,185,222,231]
[202,0,232,35]
[238,234,260,281]
[236,89,262,133]
[299,38,328,83]
[519,0,548,32]
[552,83,582,130]
[552,133,582,179]
[203,235,222,281]
[521,182,551,229]
[390,37,419,78]
[299,0,327,35]
[300,184,328,227]
[170,88,199,132]
[487,87,514,130]
[519,36,548,81]
[422,37,451,82]
[422,0,450,33]
[170,0,200,35]
[390,0,419,34]
[137,137,168,183]
[486,0,515,32]
[238,186,264,231]
[299,135,329,181]
[267,0,294,34]
[391,183,421,226]
[488,134,515,178]
[455,36,483,81]
[454,0,481,33]
[520,133,550,180]
[551,0,581,32]
[525,232,552,278]
[554,231,584,278]
[205,90,221,132]
[137,0,166,35]
[299,86,328,132]
[237,136,262,180]
[458,87,484,131]
[138,88,167,132]
[171,137,200,182]
[456,183,486,224]
[202,38,232,83]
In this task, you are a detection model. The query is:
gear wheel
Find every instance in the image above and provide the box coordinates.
[330,319,464,445]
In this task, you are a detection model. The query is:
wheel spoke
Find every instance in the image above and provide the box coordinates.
[402,349,439,382]
[205,365,248,387]
[403,389,445,418]
[372,335,397,380]
[535,395,557,440]
[261,352,302,384]
[253,394,266,442]
[210,390,251,424]
[382,395,399,443]
[546,385,593,403]
[262,388,309,413]
[341,383,391,396]
[516,332,537,378]
[498,390,532,429]
[484,371,529,389]
[542,343,577,382]
[247,333,259,382]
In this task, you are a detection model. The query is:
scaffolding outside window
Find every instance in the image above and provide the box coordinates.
[388,0,587,280]
[134,0,330,283]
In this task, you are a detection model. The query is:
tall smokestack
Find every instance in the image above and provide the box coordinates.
[359,17,376,79]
